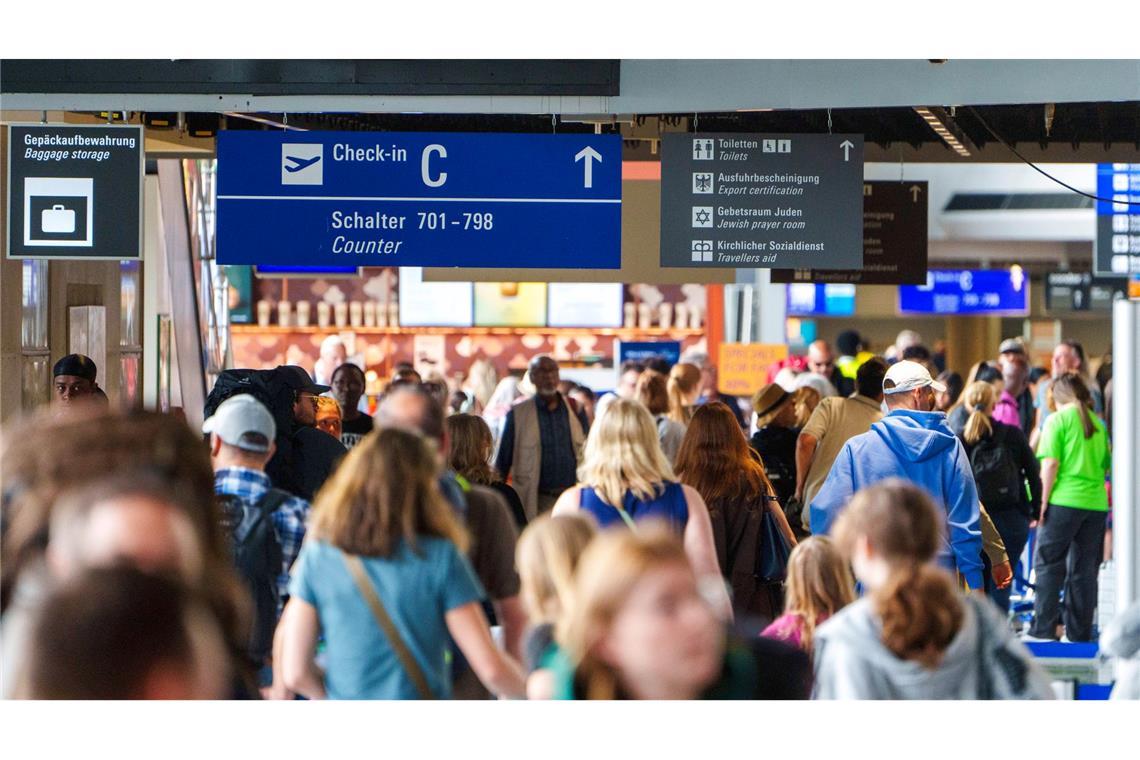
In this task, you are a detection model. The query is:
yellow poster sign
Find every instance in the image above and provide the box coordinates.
[717,343,789,397]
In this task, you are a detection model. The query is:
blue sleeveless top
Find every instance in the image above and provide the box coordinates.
[578,481,689,534]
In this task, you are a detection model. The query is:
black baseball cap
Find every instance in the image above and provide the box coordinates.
[52,354,98,382]
[276,365,330,395]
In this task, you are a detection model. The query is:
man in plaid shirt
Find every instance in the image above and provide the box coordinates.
[204,395,311,614]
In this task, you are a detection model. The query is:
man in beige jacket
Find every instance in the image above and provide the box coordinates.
[495,355,587,520]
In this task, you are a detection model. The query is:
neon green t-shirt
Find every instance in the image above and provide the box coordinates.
[1036,406,1110,511]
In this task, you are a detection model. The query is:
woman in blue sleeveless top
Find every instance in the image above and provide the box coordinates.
[552,398,728,617]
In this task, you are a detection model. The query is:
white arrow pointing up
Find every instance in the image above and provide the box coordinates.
[910,184,922,202]
[575,146,602,188]
[839,140,855,162]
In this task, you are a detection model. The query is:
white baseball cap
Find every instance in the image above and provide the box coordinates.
[882,360,947,395]
[202,394,276,452]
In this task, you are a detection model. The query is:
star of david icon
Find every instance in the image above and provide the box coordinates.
[692,206,714,228]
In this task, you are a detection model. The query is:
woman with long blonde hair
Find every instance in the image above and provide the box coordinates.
[760,537,854,653]
[550,526,811,699]
[278,427,526,699]
[957,381,1040,613]
[551,398,728,616]
[666,363,702,426]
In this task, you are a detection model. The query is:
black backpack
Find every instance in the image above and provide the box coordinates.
[968,427,1026,515]
[217,489,289,666]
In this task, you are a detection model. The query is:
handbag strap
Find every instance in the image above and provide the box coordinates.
[342,553,435,700]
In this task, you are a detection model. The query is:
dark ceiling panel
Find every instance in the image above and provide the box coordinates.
[0,59,620,96]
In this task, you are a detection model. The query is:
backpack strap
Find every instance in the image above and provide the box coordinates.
[342,553,435,700]
[255,487,293,515]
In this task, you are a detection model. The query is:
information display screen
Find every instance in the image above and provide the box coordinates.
[1094,163,1140,277]
[898,269,1028,316]
[547,283,624,327]
[474,283,547,327]
[397,267,473,327]
[786,283,856,316]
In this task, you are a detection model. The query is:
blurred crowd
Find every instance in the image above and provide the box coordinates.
[1,327,1134,701]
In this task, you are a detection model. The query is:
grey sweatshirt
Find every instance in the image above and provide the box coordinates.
[813,595,1054,700]
[1101,600,1140,700]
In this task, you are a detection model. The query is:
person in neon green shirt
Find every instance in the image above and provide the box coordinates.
[1027,374,1111,642]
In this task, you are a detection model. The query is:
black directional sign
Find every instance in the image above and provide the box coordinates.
[660,133,864,269]
[772,181,929,284]
[1045,271,1128,312]
[6,124,143,260]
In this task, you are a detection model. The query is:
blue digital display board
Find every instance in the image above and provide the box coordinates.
[1094,163,1140,277]
[216,131,622,269]
[618,340,683,368]
[898,269,1028,315]
[786,283,856,316]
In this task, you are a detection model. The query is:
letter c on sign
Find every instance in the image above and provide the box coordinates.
[422,145,447,188]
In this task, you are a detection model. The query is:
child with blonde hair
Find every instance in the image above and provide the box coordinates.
[761,536,854,653]
[515,514,596,698]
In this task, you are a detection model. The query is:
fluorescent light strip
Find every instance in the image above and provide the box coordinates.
[914,106,971,157]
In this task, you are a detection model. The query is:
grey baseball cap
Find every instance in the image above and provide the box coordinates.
[202,394,276,452]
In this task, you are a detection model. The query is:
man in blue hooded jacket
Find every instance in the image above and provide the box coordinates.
[810,360,984,590]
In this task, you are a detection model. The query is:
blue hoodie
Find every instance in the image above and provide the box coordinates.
[809,409,984,590]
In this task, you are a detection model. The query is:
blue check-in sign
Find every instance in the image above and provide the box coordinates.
[216,131,622,269]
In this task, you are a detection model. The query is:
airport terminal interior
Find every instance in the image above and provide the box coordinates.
[1,55,1139,721]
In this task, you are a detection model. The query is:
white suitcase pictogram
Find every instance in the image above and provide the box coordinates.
[41,204,76,234]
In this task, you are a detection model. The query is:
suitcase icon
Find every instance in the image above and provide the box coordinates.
[41,204,76,234]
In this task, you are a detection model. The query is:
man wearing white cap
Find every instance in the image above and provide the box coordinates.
[205,394,311,696]
[809,361,984,591]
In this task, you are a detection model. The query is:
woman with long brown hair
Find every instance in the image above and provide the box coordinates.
[674,401,797,621]
[1027,373,1111,642]
[445,413,527,528]
[278,427,526,699]
[814,479,1052,699]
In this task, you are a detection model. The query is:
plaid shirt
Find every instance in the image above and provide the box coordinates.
[214,467,310,612]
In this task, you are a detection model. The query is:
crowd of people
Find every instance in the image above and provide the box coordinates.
[1,328,1134,701]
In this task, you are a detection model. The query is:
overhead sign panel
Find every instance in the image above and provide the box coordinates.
[216,131,622,269]
[772,181,928,284]
[6,124,143,260]
[1044,272,1127,312]
[899,269,1029,316]
[1094,163,1140,277]
[660,133,863,269]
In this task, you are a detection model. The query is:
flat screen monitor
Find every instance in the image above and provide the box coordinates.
[547,283,624,328]
[397,267,473,327]
[786,283,856,317]
[474,282,547,327]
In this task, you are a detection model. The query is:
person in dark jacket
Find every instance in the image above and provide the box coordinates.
[749,383,800,508]
[957,381,1041,612]
[273,365,347,501]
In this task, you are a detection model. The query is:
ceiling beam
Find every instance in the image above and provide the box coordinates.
[3,60,1138,115]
